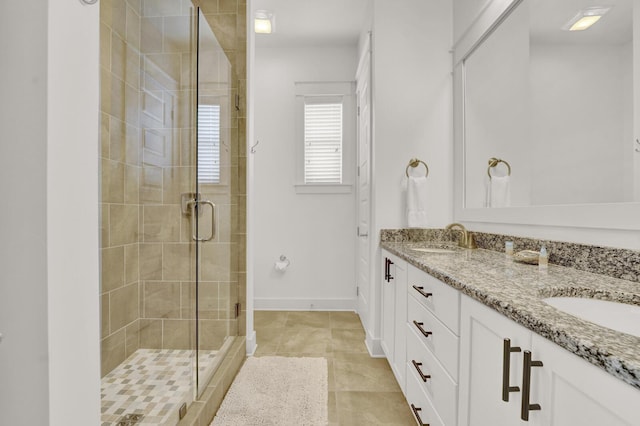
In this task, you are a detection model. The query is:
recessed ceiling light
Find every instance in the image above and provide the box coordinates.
[562,6,612,31]
[255,10,275,34]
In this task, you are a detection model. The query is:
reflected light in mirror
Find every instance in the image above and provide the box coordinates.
[562,7,612,31]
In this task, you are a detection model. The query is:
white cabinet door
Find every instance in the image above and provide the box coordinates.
[381,251,395,362]
[393,259,407,391]
[529,333,640,426]
[381,250,408,391]
[458,295,531,426]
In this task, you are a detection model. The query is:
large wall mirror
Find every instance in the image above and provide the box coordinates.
[454,0,640,229]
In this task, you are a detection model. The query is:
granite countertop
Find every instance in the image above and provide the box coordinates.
[381,241,640,390]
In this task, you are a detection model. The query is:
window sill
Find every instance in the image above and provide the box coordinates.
[294,184,353,194]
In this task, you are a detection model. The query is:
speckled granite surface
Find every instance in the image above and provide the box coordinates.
[381,238,640,391]
[380,229,640,283]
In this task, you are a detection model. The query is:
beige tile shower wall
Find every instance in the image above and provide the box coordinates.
[137,1,198,354]
[100,0,144,377]
[100,0,247,377]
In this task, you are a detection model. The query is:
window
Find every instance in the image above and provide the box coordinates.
[197,104,221,184]
[295,82,355,194]
[304,101,343,184]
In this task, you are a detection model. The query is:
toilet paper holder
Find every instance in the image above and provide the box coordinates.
[279,255,290,266]
[275,255,291,271]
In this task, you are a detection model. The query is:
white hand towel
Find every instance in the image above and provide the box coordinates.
[488,175,511,208]
[407,176,429,228]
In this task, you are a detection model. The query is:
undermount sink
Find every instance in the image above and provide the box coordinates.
[410,247,457,254]
[543,297,640,338]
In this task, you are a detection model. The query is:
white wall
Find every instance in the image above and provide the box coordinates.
[0,2,50,424]
[366,0,454,351]
[254,46,358,310]
[0,1,101,424]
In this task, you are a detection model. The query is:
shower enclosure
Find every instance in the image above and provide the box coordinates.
[99,1,245,424]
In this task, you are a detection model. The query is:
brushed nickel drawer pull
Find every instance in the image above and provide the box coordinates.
[410,404,429,426]
[413,320,432,338]
[412,285,433,299]
[502,338,521,402]
[412,360,431,382]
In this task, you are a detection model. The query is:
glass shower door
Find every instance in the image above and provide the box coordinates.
[193,8,238,397]
[99,1,238,423]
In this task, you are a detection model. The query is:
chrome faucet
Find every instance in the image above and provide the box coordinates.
[445,223,477,249]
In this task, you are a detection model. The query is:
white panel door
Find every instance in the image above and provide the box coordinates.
[530,333,640,426]
[356,34,372,327]
[458,295,531,426]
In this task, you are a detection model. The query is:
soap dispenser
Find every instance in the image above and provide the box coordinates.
[539,246,548,270]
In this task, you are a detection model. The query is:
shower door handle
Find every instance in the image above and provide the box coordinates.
[188,199,216,242]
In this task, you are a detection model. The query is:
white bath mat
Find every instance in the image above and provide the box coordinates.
[210,356,328,426]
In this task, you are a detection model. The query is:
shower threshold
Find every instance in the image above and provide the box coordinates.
[101,349,218,425]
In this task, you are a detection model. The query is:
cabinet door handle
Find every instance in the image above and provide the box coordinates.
[412,285,433,299]
[410,404,429,426]
[413,320,432,338]
[384,258,390,282]
[412,360,431,382]
[388,259,394,281]
[502,338,521,401]
[521,350,543,421]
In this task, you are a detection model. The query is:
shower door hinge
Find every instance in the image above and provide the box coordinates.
[234,302,241,319]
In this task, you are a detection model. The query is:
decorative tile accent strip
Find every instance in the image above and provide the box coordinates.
[381,240,640,390]
[101,349,218,426]
[380,228,640,284]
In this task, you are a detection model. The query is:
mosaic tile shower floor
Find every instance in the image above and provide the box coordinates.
[101,349,218,425]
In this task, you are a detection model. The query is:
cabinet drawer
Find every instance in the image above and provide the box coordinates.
[406,365,445,426]
[408,265,460,335]
[408,295,459,380]
[406,325,458,426]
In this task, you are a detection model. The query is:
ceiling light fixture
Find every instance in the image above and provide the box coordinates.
[255,10,275,34]
[562,6,612,31]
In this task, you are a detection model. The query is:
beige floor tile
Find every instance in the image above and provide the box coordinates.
[277,328,332,354]
[331,329,368,353]
[335,391,415,425]
[285,311,331,329]
[253,327,284,355]
[250,311,412,425]
[328,391,338,424]
[330,311,363,329]
[254,310,289,329]
[333,353,402,392]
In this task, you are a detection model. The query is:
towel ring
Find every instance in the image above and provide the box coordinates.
[487,157,511,178]
[406,158,429,178]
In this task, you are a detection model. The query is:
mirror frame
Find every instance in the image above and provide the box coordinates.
[453,0,640,230]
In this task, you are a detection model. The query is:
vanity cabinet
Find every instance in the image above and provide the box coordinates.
[458,294,532,426]
[381,250,408,391]
[405,264,460,426]
[458,295,640,426]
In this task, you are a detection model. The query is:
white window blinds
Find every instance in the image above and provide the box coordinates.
[304,102,343,184]
[197,104,221,184]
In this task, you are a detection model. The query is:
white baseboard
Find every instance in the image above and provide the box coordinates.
[254,297,356,311]
[245,330,257,356]
[365,330,385,358]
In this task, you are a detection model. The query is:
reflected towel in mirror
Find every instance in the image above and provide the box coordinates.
[487,175,511,208]
[407,176,429,227]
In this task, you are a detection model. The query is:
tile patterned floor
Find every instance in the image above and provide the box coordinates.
[254,311,415,426]
[101,349,218,425]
